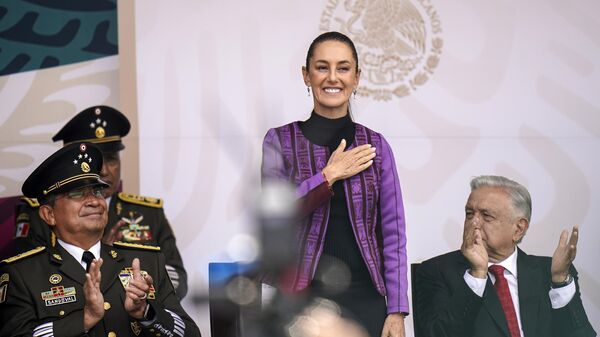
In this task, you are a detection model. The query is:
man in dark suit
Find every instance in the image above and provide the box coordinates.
[0,142,201,337]
[12,106,188,298]
[415,175,596,337]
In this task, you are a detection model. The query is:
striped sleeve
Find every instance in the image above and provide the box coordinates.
[33,322,54,337]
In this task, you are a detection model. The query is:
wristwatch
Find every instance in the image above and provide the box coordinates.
[551,273,573,288]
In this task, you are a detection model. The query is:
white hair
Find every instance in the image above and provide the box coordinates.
[470,175,532,222]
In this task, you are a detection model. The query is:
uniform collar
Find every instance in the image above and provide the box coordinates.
[488,247,519,278]
[57,239,101,269]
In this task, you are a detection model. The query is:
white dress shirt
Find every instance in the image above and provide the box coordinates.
[57,239,101,271]
[57,239,156,325]
[463,247,576,337]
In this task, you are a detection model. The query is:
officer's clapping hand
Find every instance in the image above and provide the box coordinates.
[102,220,126,245]
[83,258,105,331]
[124,258,154,319]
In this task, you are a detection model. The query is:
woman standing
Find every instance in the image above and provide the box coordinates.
[261,31,408,337]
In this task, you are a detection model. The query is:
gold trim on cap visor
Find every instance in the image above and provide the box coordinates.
[64,135,121,146]
[43,173,101,195]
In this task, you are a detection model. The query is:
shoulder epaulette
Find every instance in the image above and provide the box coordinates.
[1,246,45,264]
[20,196,40,208]
[114,241,161,251]
[118,192,163,208]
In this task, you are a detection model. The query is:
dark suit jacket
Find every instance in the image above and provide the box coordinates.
[0,241,200,337]
[415,249,596,337]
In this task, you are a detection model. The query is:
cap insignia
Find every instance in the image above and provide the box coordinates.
[95,126,106,139]
[90,117,108,139]
[73,150,93,173]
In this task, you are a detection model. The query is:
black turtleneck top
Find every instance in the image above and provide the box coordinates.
[298,111,373,292]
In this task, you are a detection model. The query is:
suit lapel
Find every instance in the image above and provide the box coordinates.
[516,248,543,337]
[453,254,510,336]
[482,274,511,336]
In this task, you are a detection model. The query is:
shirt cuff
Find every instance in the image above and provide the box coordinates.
[464,270,487,297]
[139,304,157,326]
[549,281,576,309]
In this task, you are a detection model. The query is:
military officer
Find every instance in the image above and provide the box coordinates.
[0,143,201,337]
[12,106,188,298]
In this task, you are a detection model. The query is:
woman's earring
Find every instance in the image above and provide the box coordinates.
[307,86,311,97]
[353,88,357,99]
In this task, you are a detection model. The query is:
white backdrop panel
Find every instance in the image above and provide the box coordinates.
[134,1,600,335]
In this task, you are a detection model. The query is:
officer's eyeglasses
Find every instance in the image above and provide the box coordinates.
[62,186,105,200]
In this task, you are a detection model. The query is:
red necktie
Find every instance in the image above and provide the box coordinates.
[489,265,521,337]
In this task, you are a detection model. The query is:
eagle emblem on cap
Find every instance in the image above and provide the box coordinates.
[73,148,93,173]
[90,117,108,139]
[95,127,105,139]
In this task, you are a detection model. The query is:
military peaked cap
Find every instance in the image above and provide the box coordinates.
[52,105,130,152]
[22,143,109,199]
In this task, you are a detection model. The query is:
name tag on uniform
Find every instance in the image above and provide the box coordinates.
[41,286,76,306]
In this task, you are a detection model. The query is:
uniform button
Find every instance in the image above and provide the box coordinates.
[59,310,65,316]
[108,332,116,337]
[104,302,111,310]
[150,329,155,332]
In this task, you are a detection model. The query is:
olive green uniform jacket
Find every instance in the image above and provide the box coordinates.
[0,241,200,337]
[13,192,188,299]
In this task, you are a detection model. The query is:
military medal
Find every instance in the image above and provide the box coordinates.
[119,268,156,299]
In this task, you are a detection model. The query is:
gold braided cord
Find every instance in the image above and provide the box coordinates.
[43,173,100,195]
[63,135,121,146]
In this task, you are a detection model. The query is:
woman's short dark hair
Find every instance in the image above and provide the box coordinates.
[305,31,359,72]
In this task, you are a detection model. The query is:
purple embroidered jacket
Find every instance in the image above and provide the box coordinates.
[261,121,409,314]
